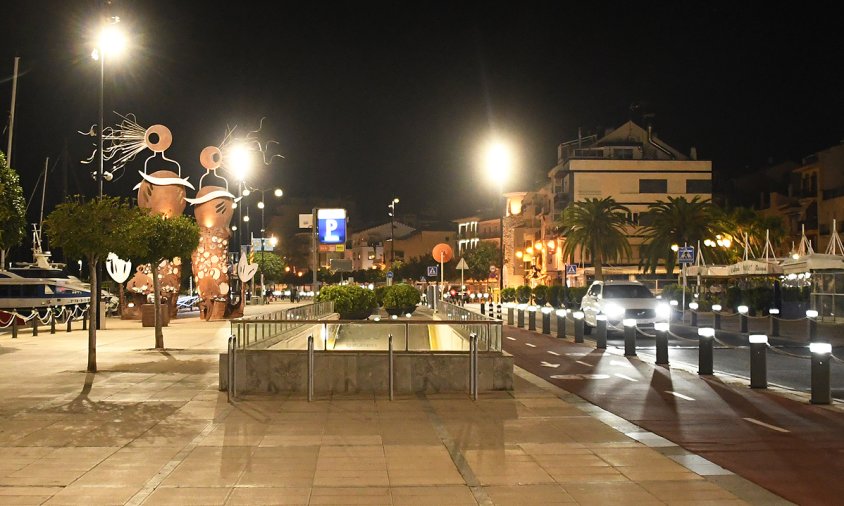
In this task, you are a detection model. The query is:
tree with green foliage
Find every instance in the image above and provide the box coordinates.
[0,151,26,268]
[462,242,500,281]
[44,197,148,372]
[257,252,287,283]
[133,213,200,349]
[639,196,724,274]
[316,285,376,319]
[556,197,631,280]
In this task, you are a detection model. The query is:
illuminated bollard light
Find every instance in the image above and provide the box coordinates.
[517,304,526,328]
[623,318,637,356]
[669,300,679,322]
[749,334,768,389]
[768,308,780,337]
[528,306,537,331]
[655,322,669,365]
[541,307,553,334]
[712,304,722,330]
[806,309,818,342]
[596,314,608,349]
[810,342,832,405]
[573,311,584,343]
[698,327,715,375]
[480,302,486,316]
[738,305,749,333]
[556,309,567,339]
[497,304,502,320]
[506,303,515,326]
[689,302,699,327]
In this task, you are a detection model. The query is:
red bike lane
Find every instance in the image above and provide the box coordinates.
[502,324,844,505]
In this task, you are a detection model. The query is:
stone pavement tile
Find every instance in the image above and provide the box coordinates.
[390,485,477,506]
[42,485,141,505]
[384,446,464,486]
[517,442,590,455]
[484,484,576,504]
[545,466,630,484]
[563,481,663,505]
[638,480,743,502]
[320,435,383,445]
[463,450,555,486]
[617,468,704,482]
[225,486,311,505]
[705,475,793,506]
[0,486,62,505]
[308,487,391,505]
[143,486,232,505]
[532,452,612,469]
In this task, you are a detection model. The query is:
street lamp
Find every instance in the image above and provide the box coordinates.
[483,139,513,297]
[251,187,283,300]
[388,197,399,265]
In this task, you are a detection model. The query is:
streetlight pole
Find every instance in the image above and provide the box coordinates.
[483,139,513,301]
[499,185,505,295]
[388,197,399,266]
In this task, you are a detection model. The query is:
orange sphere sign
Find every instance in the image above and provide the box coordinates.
[432,243,453,263]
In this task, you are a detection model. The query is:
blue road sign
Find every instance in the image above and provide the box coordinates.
[678,246,695,264]
[386,271,394,279]
[565,264,577,275]
[317,208,347,244]
[427,266,438,277]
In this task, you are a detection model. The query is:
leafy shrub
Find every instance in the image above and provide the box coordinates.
[501,287,517,302]
[316,285,376,319]
[533,285,549,306]
[516,285,532,303]
[566,286,588,308]
[374,285,388,307]
[548,285,563,307]
[381,283,421,309]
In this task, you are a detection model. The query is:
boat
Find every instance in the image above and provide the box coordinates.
[0,225,91,312]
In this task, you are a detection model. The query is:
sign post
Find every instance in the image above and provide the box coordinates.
[315,208,347,294]
[677,245,695,323]
[455,257,468,287]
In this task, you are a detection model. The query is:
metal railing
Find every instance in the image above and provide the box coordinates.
[438,300,502,351]
[230,301,334,349]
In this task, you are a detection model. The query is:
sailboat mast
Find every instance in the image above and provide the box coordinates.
[6,57,20,165]
[40,157,49,227]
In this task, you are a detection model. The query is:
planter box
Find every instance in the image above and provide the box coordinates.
[141,304,170,327]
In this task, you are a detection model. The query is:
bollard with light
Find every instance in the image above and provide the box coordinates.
[738,305,749,333]
[806,309,819,342]
[528,305,537,331]
[712,304,722,330]
[556,309,567,339]
[689,301,699,327]
[768,308,780,337]
[698,327,715,375]
[506,303,515,326]
[655,322,669,365]
[623,318,637,356]
[749,334,768,389]
[573,311,584,343]
[517,304,527,327]
[541,307,552,334]
[809,342,832,405]
[669,299,679,322]
[596,314,607,349]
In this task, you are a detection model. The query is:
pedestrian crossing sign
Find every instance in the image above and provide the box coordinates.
[678,246,695,264]
[565,264,577,275]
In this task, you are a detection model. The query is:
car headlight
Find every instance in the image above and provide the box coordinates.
[604,303,624,318]
[656,303,670,319]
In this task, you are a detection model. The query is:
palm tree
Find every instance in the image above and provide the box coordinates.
[556,197,631,280]
[639,196,726,273]
[725,207,787,258]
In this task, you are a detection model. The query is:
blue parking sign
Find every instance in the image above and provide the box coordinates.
[317,208,346,244]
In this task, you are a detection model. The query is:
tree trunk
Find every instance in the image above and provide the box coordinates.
[593,240,603,281]
[87,258,98,373]
[153,261,164,349]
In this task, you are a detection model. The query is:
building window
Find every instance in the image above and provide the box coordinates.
[614,148,634,159]
[686,179,712,193]
[639,179,667,193]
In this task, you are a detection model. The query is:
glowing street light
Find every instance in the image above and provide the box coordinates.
[483,138,514,295]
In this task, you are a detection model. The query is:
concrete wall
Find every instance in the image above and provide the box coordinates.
[220,350,513,394]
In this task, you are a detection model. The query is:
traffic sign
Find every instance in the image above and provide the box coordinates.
[455,258,468,270]
[386,271,394,279]
[565,264,577,275]
[427,266,438,277]
[678,246,695,264]
[317,208,346,244]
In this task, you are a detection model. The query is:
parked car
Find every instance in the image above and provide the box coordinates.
[580,280,670,332]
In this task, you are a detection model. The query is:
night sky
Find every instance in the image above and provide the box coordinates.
[2,1,842,228]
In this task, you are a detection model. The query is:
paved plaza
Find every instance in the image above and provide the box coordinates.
[0,303,786,505]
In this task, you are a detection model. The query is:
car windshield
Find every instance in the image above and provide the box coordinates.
[603,285,654,299]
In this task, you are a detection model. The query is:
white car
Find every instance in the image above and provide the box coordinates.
[580,280,669,332]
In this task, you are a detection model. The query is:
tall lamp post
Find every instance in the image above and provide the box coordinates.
[484,141,513,298]
[388,197,399,266]
[247,187,283,301]
[91,18,126,329]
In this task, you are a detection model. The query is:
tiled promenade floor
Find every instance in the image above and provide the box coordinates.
[0,303,787,505]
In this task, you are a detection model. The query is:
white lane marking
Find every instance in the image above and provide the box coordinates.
[614,373,637,382]
[743,418,790,433]
[565,352,585,357]
[506,336,516,341]
[525,343,536,348]
[575,360,593,367]
[665,391,695,401]
[547,350,560,356]
[610,360,633,368]
[540,361,560,368]
[550,374,610,380]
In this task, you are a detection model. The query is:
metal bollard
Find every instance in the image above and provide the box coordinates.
[806,310,818,342]
[669,300,679,323]
[83,313,88,330]
[689,302,699,327]
[623,318,636,356]
[655,322,669,365]
[50,310,56,334]
[507,305,514,326]
[66,314,72,332]
[749,335,768,389]
[517,305,526,327]
[480,302,486,316]
[556,309,567,339]
[712,305,722,330]
[528,306,537,331]
[698,328,714,375]
[573,311,584,343]
[738,305,749,333]
[596,315,607,349]
[307,335,314,402]
[541,307,552,334]
[768,308,780,337]
[469,333,478,401]
[809,342,832,405]
[497,304,502,320]
[32,314,38,336]
[11,317,17,339]
[388,334,394,401]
